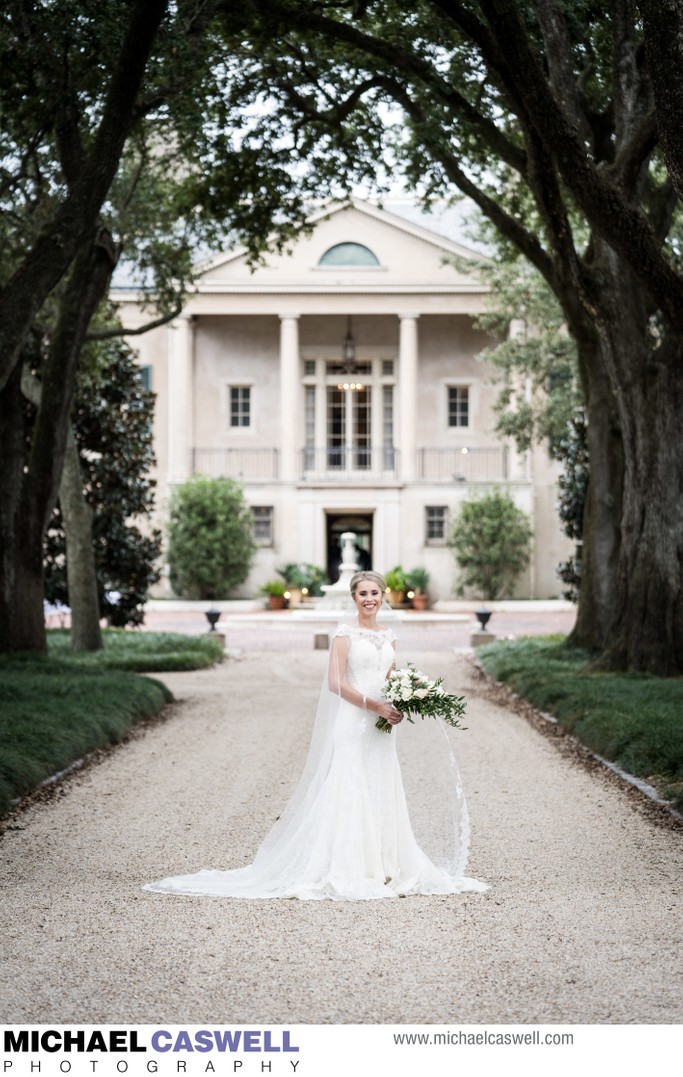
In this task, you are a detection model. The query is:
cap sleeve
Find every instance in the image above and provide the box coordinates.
[386,627,397,643]
[333,624,353,639]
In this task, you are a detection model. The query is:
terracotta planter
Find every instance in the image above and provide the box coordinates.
[267,594,286,610]
[411,592,429,611]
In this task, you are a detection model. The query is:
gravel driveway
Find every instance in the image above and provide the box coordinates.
[2,650,682,1024]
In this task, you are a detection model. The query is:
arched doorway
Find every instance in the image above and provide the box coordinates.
[326,512,373,582]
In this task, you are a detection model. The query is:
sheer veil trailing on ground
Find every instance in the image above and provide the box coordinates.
[144,598,487,901]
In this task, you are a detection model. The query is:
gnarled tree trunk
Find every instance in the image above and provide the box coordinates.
[0,231,116,653]
[608,355,683,673]
[570,358,624,654]
[0,365,47,653]
[21,370,104,653]
[587,251,683,673]
[59,429,104,652]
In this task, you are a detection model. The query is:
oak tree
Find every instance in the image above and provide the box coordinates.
[229,0,683,673]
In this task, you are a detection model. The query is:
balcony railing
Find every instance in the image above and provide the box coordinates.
[189,445,510,483]
[417,446,509,482]
[191,447,279,481]
[300,445,399,480]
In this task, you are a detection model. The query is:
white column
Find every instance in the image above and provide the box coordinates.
[279,314,300,480]
[168,316,194,483]
[398,313,419,480]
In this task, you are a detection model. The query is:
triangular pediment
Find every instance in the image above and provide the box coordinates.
[196,198,486,292]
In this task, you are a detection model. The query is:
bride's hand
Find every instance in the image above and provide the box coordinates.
[375,701,403,724]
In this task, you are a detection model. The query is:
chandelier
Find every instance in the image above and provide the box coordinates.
[337,316,365,391]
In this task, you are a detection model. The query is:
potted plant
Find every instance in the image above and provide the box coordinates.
[276,562,330,605]
[260,579,288,610]
[276,562,304,606]
[298,562,330,598]
[385,565,408,607]
[407,567,431,610]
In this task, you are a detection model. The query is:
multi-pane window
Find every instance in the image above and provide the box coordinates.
[139,365,152,391]
[304,385,316,468]
[325,385,372,469]
[326,387,347,468]
[230,386,251,428]
[383,385,395,469]
[302,358,395,473]
[353,387,372,469]
[252,506,274,546]
[447,385,469,427]
[303,359,316,377]
[425,506,447,545]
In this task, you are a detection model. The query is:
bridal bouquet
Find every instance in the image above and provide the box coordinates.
[375,662,467,733]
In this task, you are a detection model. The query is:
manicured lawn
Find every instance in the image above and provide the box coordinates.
[47,628,225,671]
[0,630,224,816]
[477,636,683,811]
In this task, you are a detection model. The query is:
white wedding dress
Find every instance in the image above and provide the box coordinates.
[144,624,487,901]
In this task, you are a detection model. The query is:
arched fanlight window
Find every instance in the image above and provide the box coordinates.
[318,242,380,266]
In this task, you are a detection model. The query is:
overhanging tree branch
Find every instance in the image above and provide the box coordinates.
[385,82,559,293]
[87,300,184,341]
[530,0,587,137]
[471,0,683,333]
[0,0,169,393]
[251,0,528,175]
[611,108,657,192]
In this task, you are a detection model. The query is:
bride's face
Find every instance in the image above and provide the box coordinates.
[352,581,383,616]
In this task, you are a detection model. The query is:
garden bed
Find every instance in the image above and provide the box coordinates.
[0,630,224,816]
[477,636,683,812]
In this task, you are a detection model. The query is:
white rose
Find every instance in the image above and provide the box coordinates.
[414,688,429,699]
[401,688,414,701]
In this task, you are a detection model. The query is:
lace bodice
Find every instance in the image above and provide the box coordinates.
[333,624,396,696]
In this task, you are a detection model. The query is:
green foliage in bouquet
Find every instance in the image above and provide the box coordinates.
[377,663,467,734]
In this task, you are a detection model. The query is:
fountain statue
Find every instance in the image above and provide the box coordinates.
[317,531,360,609]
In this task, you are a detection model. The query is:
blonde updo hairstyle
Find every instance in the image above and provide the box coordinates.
[349,570,388,596]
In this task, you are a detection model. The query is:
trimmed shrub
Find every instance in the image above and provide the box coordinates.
[168,477,255,599]
[447,488,532,600]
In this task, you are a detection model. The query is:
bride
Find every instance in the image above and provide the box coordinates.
[144,570,487,901]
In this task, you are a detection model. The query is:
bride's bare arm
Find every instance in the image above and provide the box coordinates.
[328,636,402,722]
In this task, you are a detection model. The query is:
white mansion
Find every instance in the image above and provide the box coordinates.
[114,199,569,600]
